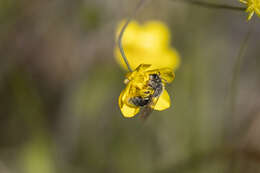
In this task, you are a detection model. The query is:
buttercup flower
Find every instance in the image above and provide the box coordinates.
[118,64,175,118]
[115,20,180,71]
[240,0,260,20]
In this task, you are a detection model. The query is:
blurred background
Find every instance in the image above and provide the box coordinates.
[0,0,260,172]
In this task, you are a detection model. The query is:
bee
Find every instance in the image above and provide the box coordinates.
[130,73,163,120]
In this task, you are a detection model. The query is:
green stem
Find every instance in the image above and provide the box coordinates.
[230,24,252,120]
[171,0,246,11]
[118,0,147,72]
[118,18,133,72]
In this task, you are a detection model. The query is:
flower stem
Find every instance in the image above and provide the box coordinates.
[118,18,133,72]
[170,0,246,11]
[224,22,253,144]
[229,24,252,122]
[118,0,147,72]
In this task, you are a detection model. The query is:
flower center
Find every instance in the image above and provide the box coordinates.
[130,74,163,107]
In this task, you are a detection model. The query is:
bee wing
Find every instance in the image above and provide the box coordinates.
[139,96,160,121]
[139,105,153,120]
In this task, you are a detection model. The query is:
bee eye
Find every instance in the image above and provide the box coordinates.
[150,74,159,80]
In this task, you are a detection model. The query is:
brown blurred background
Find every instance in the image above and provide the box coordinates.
[0,0,260,172]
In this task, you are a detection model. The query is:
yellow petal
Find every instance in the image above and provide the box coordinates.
[239,0,247,4]
[154,89,171,111]
[148,68,175,83]
[257,9,260,17]
[118,84,130,108]
[116,20,140,45]
[146,48,180,70]
[118,90,124,109]
[120,103,140,118]
[118,84,140,118]
[159,68,175,83]
[136,64,151,72]
[163,48,181,70]
[247,11,254,20]
[139,21,171,51]
[114,20,181,71]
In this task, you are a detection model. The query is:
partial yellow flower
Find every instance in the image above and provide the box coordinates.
[115,20,180,71]
[118,64,175,118]
[240,0,260,20]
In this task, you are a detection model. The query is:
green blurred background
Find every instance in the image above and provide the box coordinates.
[0,0,260,172]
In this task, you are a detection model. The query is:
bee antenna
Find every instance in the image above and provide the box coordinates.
[117,0,147,72]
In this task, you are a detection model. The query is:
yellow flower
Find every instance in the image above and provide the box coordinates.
[115,20,180,71]
[240,0,260,20]
[118,64,175,118]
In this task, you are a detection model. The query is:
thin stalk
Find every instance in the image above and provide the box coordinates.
[230,24,252,121]
[118,0,147,72]
[170,0,246,11]
[224,23,253,173]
